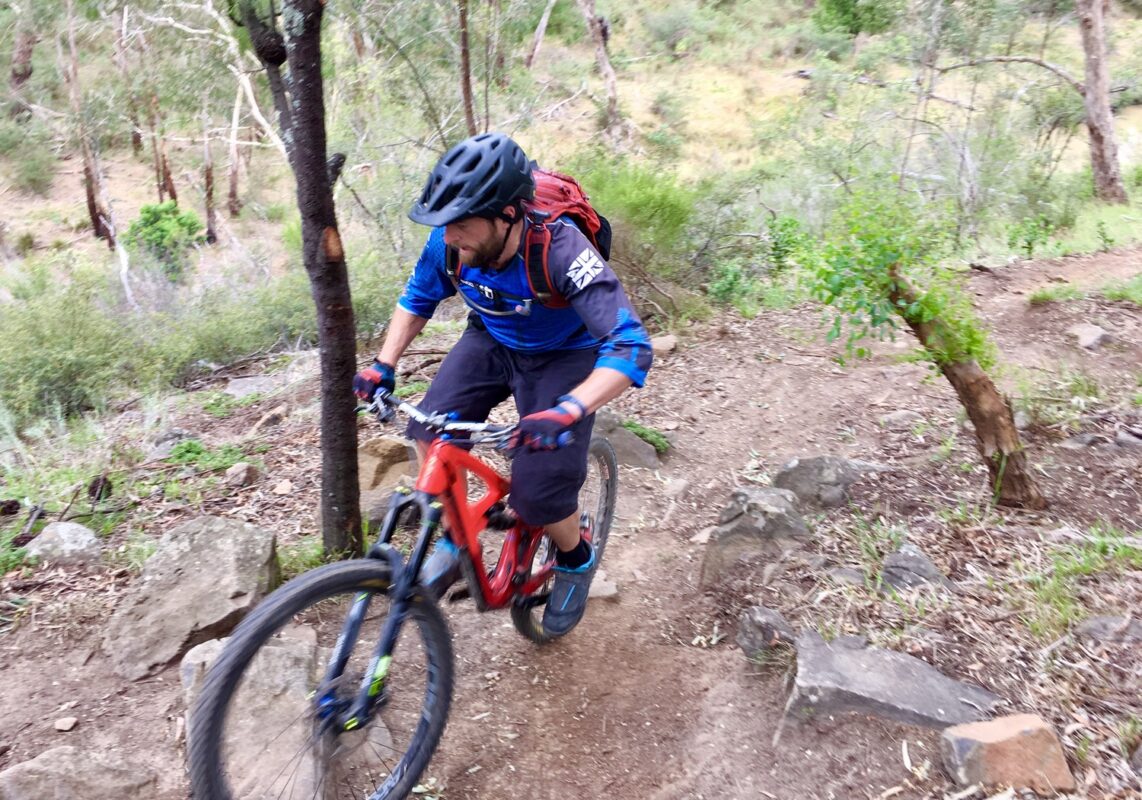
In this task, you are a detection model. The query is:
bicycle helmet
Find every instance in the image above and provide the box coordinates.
[409,133,535,227]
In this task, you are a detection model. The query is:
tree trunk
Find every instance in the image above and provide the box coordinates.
[1076,0,1128,203]
[114,8,143,156]
[526,0,559,69]
[203,110,218,244]
[8,27,37,117]
[888,268,1047,509]
[227,85,243,218]
[458,0,478,137]
[241,0,362,555]
[575,0,620,133]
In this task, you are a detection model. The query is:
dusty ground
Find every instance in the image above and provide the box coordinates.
[0,247,1140,799]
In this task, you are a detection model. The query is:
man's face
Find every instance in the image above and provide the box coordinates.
[443,215,509,266]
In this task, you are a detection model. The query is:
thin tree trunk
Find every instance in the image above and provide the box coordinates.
[458,0,478,137]
[114,7,143,155]
[203,108,218,244]
[1075,0,1127,203]
[526,0,559,69]
[148,98,166,202]
[8,27,37,117]
[888,268,1046,509]
[239,0,361,555]
[575,0,620,132]
[155,96,178,204]
[227,85,243,218]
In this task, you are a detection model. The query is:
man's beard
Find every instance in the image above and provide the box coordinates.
[465,238,503,266]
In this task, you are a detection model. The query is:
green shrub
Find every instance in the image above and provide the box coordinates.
[1028,284,1084,305]
[813,0,900,36]
[1102,274,1142,306]
[167,439,245,471]
[0,119,57,195]
[1008,214,1055,258]
[125,201,204,280]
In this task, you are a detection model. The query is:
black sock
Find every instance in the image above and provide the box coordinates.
[555,538,591,569]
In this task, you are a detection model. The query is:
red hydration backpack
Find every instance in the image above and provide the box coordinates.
[444,166,612,310]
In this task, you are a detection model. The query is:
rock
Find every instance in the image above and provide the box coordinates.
[787,630,1001,728]
[102,516,279,680]
[588,571,618,601]
[224,375,278,399]
[941,714,1075,795]
[737,606,795,656]
[773,455,863,509]
[689,526,716,545]
[1013,410,1032,430]
[592,409,660,469]
[0,746,156,799]
[880,544,953,592]
[1115,428,1142,448]
[828,567,867,587]
[1058,432,1109,449]
[249,404,289,436]
[143,428,193,462]
[1131,743,1142,777]
[663,478,689,498]
[650,334,678,357]
[272,479,294,495]
[224,462,260,488]
[52,717,77,732]
[359,436,415,491]
[1074,615,1142,643]
[700,487,809,587]
[1066,323,1111,350]
[180,638,228,710]
[880,410,924,431]
[24,522,102,566]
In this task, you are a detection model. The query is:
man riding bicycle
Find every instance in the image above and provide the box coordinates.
[354,132,652,636]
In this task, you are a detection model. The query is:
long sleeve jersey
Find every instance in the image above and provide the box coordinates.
[398,221,653,387]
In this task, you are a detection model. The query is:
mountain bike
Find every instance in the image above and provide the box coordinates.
[188,391,618,800]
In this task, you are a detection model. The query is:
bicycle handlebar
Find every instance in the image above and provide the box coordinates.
[358,391,517,447]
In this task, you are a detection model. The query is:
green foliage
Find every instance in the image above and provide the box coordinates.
[620,420,670,455]
[201,391,262,418]
[1007,214,1055,258]
[809,190,994,368]
[0,527,28,575]
[1095,220,1115,252]
[125,201,204,279]
[1101,274,1142,306]
[813,0,900,36]
[279,536,328,580]
[166,439,245,471]
[0,118,57,195]
[1028,284,1084,305]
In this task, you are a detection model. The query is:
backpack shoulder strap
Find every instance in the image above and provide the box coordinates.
[523,213,570,309]
[444,244,462,291]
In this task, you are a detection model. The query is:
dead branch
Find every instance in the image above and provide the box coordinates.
[934,56,1084,96]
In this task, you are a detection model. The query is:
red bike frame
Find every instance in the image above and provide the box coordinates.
[415,437,553,608]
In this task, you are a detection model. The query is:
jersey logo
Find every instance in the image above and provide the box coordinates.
[568,248,603,290]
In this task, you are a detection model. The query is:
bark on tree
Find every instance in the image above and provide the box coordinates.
[458,0,479,136]
[888,268,1047,509]
[8,27,37,117]
[203,110,218,244]
[227,85,243,218]
[1076,0,1128,203]
[114,7,144,156]
[526,0,560,69]
[238,0,362,556]
[574,0,620,133]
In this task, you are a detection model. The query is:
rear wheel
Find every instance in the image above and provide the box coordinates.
[510,436,618,643]
[188,560,453,800]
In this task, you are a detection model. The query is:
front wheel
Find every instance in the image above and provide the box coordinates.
[511,436,618,644]
[188,559,454,800]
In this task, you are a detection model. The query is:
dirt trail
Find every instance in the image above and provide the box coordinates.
[1,248,1140,798]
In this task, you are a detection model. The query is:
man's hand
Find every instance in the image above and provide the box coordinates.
[353,359,396,400]
[512,395,586,451]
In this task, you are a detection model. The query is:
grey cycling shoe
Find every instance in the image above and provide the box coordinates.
[542,547,597,636]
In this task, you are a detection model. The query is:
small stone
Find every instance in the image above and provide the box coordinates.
[588,577,618,601]
[1058,433,1108,450]
[249,404,289,436]
[53,717,78,732]
[880,410,924,431]
[650,334,678,356]
[225,462,260,488]
[272,480,293,496]
[828,567,866,587]
[941,714,1075,795]
[881,544,952,592]
[689,527,716,545]
[737,606,795,656]
[663,478,689,498]
[773,455,863,509]
[25,522,102,566]
[1013,410,1032,430]
[1115,428,1142,448]
[1066,323,1111,350]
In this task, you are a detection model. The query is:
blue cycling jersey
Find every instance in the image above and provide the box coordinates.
[399,223,652,387]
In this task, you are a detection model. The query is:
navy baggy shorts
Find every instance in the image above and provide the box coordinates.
[407,318,598,526]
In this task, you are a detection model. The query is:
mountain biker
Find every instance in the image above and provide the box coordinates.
[354,132,652,636]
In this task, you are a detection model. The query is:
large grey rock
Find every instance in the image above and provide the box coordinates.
[880,410,924,431]
[0,746,156,799]
[737,606,796,656]
[224,375,278,399]
[880,544,953,592]
[182,628,394,798]
[787,631,1001,728]
[102,516,280,680]
[700,487,809,586]
[773,455,861,509]
[593,409,661,469]
[24,522,102,566]
[1066,323,1111,350]
[1074,615,1142,643]
[1115,427,1142,448]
